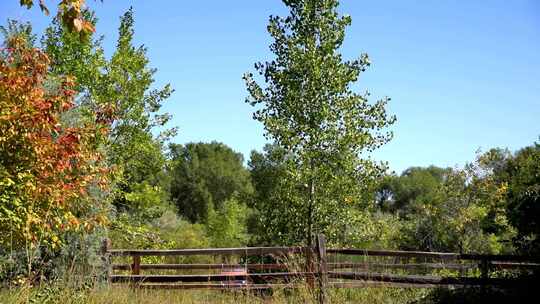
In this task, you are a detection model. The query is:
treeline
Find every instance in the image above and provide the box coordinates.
[375,146,540,255]
[1,1,539,288]
[163,141,540,257]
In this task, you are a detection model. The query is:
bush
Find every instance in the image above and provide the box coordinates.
[206,197,249,248]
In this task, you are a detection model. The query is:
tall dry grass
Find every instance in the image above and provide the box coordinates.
[0,284,429,304]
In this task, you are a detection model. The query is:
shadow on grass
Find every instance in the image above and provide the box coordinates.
[416,276,540,304]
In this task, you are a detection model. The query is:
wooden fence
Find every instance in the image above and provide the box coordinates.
[101,235,540,303]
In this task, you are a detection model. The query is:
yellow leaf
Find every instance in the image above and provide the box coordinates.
[73,18,83,32]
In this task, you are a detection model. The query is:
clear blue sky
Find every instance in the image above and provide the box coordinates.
[2,1,539,173]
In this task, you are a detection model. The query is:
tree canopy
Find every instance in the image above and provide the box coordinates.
[498,143,540,254]
[169,142,253,223]
[244,0,395,245]
[0,35,108,251]
[41,8,176,214]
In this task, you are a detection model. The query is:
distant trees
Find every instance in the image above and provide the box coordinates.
[169,142,253,223]
[206,197,250,248]
[244,0,395,245]
[376,166,452,213]
[494,143,540,254]
[396,166,508,253]
[248,144,297,244]
[375,147,539,254]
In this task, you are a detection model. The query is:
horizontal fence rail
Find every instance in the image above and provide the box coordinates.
[328,272,525,287]
[112,263,289,271]
[111,272,314,283]
[327,262,476,270]
[102,235,539,303]
[327,248,540,263]
[328,249,460,260]
[111,261,540,272]
[139,283,299,290]
[109,246,309,257]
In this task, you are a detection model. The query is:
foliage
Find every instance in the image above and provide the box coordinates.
[376,166,452,214]
[0,9,178,282]
[247,144,291,244]
[100,8,175,214]
[19,0,97,36]
[0,20,37,48]
[102,8,176,153]
[343,210,402,249]
[1,8,177,281]
[169,142,253,223]
[121,182,167,213]
[42,8,176,214]
[108,214,174,251]
[387,157,515,253]
[244,0,395,245]
[153,210,210,250]
[499,143,540,254]
[398,170,488,253]
[42,10,105,95]
[0,36,109,253]
[206,197,249,248]
[249,144,400,248]
[109,210,211,264]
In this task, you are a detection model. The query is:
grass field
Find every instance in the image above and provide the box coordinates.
[0,284,429,304]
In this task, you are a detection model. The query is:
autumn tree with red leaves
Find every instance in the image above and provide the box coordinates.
[0,36,109,252]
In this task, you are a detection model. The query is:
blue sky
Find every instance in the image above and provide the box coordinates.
[1,1,539,174]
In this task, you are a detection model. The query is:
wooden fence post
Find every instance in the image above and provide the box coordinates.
[306,247,315,289]
[480,258,490,279]
[100,238,111,283]
[305,234,316,289]
[315,234,328,304]
[132,255,141,275]
[479,258,490,294]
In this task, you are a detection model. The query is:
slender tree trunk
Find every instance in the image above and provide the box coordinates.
[307,161,315,247]
[306,162,316,290]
